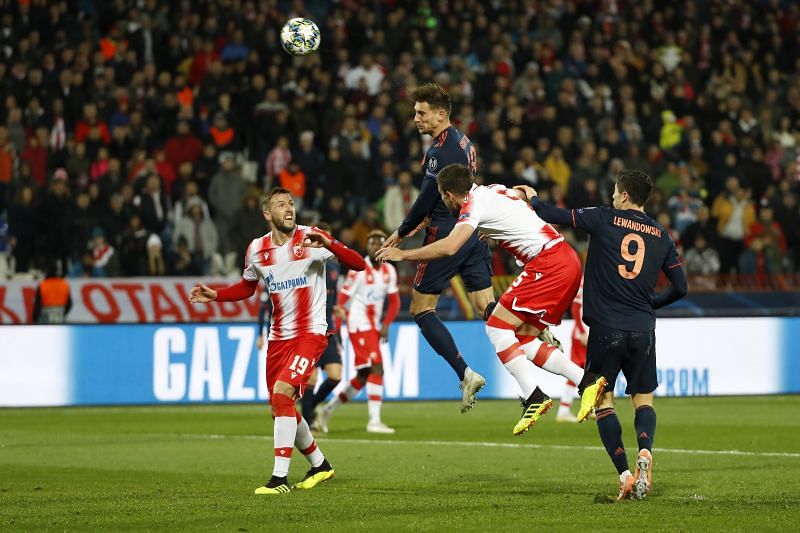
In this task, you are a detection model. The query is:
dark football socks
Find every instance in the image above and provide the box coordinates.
[414,310,468,381]
[596,407,630,474]
[634,405,656,451]
[313,378,340,409]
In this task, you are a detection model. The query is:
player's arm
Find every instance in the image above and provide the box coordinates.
[514,185,603,232]
[378,223,473,262]
[653,245,688,309]
[305,226,367,271]
[190,278,259,303]
[191,241,260,303]
[393,177,441,239]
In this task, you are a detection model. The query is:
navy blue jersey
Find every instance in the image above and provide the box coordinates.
[398,126,477,237]
[531,200,686,331]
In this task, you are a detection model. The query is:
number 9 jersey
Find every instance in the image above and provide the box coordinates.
[568,207,681,331]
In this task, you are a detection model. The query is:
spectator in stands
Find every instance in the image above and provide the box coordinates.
[294,131,325,205]
[133,174,170,236]
[277,160,306,210]
[351,205,384,250]
[229,192,266,259]
[712,177,756,274]
[7,185,37,273]
[383,169,420,231]
[164,120,203,175]
[173,197,218,276]
[118,214,150,276]
[40,169,72,273]
[265,135,290,189]
[684,234,721,289]
[208,153,246,255]
[0,0,798,296]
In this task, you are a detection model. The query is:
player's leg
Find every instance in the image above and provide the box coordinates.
[256,335,326,495]
[631,393,655,499]
[255,379,298,495]
[558,339,586,422]
[595,390,635,501]
[484,304,552,435]
[289,335,336,490]
[585,327,633,500]
[308,335,343,430]
[318,332,371,432]
[364,331,394,433]
[411,289,468,379]
[516,322,583,384]
[300,367,319,424]
[625,328,658,499]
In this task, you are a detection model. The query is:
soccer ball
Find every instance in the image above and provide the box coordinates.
[280,17,321,56]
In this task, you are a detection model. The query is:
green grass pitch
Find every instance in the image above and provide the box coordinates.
[1,396,799,531]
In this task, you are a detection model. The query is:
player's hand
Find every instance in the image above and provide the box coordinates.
[513,185,538,202]
[406,216,430,238]
[256,336,264,350]
[382,230,403,249]
[380,324,390,343]
[303,230,332,248]
[376,246,406,262]
[333,305,347,319]
[189,283,217,303]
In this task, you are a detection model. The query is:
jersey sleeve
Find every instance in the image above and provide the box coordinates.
[531,198,609,233]
[242,241,259,282]
[387,264,399,294]
[568,206,610,233]
[455,190,482,229]
[398,176,440,237]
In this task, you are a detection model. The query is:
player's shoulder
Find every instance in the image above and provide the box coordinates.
[247,233,272,253]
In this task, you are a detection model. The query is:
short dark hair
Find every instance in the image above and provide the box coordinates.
[436,164,473,195]
[261,187,293,211]
[616,169,653,207]
[410,83,452,115]
[367,229,387,240]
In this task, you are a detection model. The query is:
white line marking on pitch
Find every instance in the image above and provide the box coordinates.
[178,433,800,459]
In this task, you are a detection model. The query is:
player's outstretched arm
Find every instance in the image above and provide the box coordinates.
[377,224,473,262]
[191,279,259,303]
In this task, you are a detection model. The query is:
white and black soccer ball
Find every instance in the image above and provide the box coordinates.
[280,17,321,56]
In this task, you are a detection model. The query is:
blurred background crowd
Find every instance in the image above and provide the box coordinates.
[0,0,799,289]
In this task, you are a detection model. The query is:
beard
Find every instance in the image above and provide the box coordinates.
[447,202,461,217]
[271,217,296,234]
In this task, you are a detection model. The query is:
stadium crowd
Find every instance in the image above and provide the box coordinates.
[0,0,799,285]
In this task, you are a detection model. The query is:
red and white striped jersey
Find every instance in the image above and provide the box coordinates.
[340,258,398,333]
[242,225,334,341]
[456,184,564,264]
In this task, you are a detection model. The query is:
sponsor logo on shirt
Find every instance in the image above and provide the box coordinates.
[267,273,309,292]
[458,212,471,221]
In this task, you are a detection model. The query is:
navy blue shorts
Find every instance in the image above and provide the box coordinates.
[316,334,342,367]
[412,225,493,294]
[585,323,657,395]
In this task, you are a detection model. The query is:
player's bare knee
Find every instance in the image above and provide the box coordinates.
[631,393,654,410]
[597,391,615,410]
[325,363,343,381]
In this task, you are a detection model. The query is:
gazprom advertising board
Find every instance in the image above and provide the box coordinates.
[1,318,798,407]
